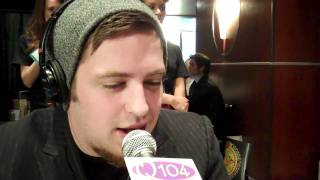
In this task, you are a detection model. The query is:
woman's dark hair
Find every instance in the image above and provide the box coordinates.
[24,0,63,50]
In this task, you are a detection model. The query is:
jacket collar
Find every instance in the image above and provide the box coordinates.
[39,106,87,180]
[152,109,178,157]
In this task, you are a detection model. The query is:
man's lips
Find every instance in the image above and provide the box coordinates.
[117,122,147,134]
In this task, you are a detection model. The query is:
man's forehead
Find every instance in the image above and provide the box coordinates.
[47,0,59,3]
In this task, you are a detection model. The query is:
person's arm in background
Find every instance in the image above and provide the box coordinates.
[20,62,40,88]
[14,37,41,89]
[162,92,189,112]
[174,77,186,97]
[162,43,189,112]
[162,77,188,111]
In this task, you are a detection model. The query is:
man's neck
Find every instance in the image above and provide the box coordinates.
[191,74,203,83]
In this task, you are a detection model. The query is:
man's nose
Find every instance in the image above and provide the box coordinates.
[125,85,149,117]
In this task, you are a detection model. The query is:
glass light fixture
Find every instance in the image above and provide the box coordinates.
[212,0,241,56]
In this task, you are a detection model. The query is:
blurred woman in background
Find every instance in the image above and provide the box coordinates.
[12,0,62,111]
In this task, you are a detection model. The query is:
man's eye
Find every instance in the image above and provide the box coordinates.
[103,83,125,89]
[144,80,162,87]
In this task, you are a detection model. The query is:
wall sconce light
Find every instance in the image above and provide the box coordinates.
[212,0,240,56]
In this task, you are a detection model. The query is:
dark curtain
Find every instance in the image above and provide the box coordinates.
[0,12,31,122]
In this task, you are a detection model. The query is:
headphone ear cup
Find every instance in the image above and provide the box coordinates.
[41,63,57,98]
[41,60,68,103]
[50,60,68,102]
[38,0,75,106]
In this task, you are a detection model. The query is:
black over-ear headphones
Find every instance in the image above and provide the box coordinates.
[39,0,74,105]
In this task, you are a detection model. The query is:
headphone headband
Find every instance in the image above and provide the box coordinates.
[39,0,74,67]
[39,0,74,107]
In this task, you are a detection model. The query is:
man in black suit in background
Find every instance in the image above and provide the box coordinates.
[0,0,229,179]
[187,53,226,139]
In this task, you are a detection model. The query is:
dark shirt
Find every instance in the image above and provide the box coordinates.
[80,151,128,180]
[164,41,189,94]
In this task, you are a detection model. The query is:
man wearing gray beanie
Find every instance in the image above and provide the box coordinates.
[0,0,228,179]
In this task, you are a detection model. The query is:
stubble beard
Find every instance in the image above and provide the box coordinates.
[96,148,126,168]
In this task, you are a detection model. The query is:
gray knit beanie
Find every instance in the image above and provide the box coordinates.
[48,0,167,89]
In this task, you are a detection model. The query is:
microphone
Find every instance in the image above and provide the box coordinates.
[122,130,202,180]
[122,129,157,157]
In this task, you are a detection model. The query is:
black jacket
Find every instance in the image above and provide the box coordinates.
[188,77,225,139]
[0,107,229,180]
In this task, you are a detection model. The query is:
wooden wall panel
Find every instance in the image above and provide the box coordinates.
[272,66,320,179]
[273,0,320,178]
[212,65,273,180]
[197,0,274,179]
[196,0,218,59]
[275,0,320,61]
[198,0,320,179]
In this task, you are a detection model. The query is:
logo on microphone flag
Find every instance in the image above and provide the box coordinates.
[125,157,202,180]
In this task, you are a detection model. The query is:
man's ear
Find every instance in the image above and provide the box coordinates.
[200,66,205,73]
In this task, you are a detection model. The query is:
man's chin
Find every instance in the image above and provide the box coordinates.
[98,149,126,168]
[104,155,126,168]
